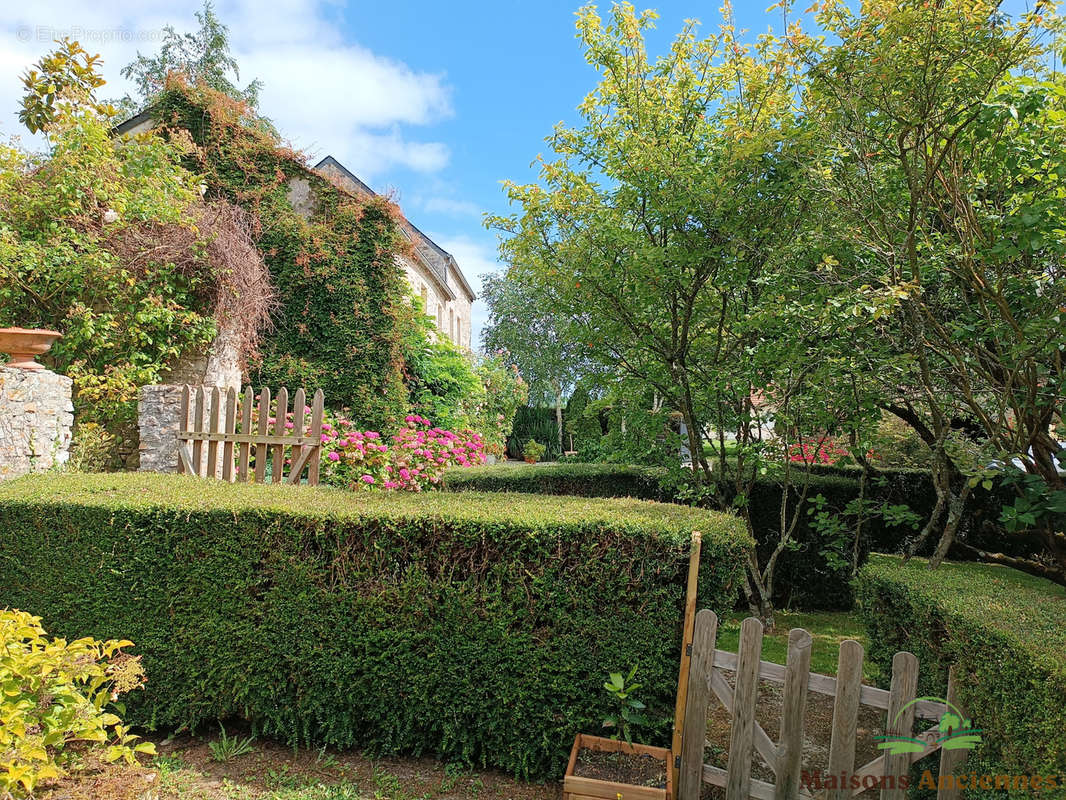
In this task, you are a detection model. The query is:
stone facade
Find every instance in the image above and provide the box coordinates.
[312,157,476,349]
[137,384,237,476]
[0,367,74,480]
[160,326,243,391]
[137,384,185,474]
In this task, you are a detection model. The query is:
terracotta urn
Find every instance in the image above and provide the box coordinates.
[0,327,62,371]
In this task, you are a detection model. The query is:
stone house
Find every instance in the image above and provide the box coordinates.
[116,110,476,366]
[315,156,475,350]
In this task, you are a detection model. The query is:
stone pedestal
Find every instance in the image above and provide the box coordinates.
[0,366,74,480]
[137,385,185,473]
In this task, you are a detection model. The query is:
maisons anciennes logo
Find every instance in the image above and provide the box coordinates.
[875,696,982,755]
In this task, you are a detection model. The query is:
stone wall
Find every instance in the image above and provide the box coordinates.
[138,384,236,476]
[137,385,185,474]
[160,326,243,391]
[0,367,74,480]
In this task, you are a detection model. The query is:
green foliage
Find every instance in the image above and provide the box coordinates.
[442,462,667,500]
[119,1,267,125]
[152,84,410,430]
[1,84,215,429]
[472,355,527,457]
[0,473,749,780]
[18,38,110,134]
[855,555,1066,795]
[521,439,545,463]
[508,406,561,460]
[399,297,527,454]
[444,462,1031,610]
[601,666,648,745]
[400,297,485,431]
[208,724,256,762]
[0,609,155,798]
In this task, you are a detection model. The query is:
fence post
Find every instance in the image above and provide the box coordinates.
[679,609,718,800]
[671,531,703,794]
[776,628,812,800]
[827,639,865,800]
[725,617,763,800]
[882,652,919,800]
[936,667,967,800]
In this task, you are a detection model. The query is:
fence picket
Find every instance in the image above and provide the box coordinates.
[273,387,288,483]
[776,628,812,800]
[307,389,324,486]
[192,387,206,477]
[254,387,270,484]
[936,668,967,800]
[882,652,919,800]
[827,639,865,800]
[206,387,221,479]
[726,617,763,800]
[237,387,253,482]
[222,388,237,482]
[679,609,718,800]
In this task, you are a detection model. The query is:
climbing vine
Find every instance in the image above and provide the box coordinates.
[152,79,411,429]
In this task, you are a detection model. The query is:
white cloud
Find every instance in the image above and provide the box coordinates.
[420,195,483,217]
[429,233,506,350]
[0,0,452,176]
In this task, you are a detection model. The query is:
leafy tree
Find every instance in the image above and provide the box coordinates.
[3,43,272,466]
[481,267,589,452]
[489,3,830,616]
[19,38,112,134]
[802,0,1066,582]
[119,1,267,127]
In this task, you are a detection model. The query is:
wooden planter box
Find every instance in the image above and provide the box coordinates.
[562,733,673,800]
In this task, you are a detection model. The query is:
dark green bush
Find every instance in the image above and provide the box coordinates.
[445,463,1036,610]
[855,555,1066,797]
[446,465,867,609]
[0,473,749,779]
[507,406,563,460]
[444,463,668,500]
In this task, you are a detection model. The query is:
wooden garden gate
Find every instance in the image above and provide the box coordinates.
[679,610,971,800]
[177,385,325,485]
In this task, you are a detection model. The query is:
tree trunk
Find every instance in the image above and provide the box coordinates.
[554,388,564,456]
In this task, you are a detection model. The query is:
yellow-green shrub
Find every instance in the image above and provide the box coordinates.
[0,609,155,798]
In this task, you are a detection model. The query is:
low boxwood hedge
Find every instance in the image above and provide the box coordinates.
[446,465,875,609]
[855,555,1066,796]
[0,473,749,779]
[445,464,1031,611]
[444,463,668,500]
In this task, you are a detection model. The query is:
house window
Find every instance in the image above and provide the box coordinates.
[456,316,462,345]
[437,304,444,329]
[420,285,428,307]
[449,309,455,343]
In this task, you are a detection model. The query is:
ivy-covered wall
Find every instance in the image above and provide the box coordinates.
[151,82,410,429]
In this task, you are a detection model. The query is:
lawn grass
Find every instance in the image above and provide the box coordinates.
[715,610,876,680]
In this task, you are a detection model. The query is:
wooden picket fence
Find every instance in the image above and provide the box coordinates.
[679,610,970,800]
[177,385,325,485]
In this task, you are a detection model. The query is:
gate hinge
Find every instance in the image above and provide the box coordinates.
[674,755,682,769]
[685,643,692,656]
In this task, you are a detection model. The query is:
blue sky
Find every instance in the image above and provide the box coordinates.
[0,0,1042,345]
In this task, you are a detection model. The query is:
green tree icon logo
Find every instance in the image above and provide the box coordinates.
[875,698,982,755]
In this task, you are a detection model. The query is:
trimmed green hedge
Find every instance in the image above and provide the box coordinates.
[856,556,1066,797]
[445,465,866,608]
[0,473,749,779]
[445,464,1034,610]
[444,463,668,500]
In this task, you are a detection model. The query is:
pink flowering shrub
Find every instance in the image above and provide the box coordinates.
[320,413,487,491]
[242,403,486,490]
[787,437,851,465]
